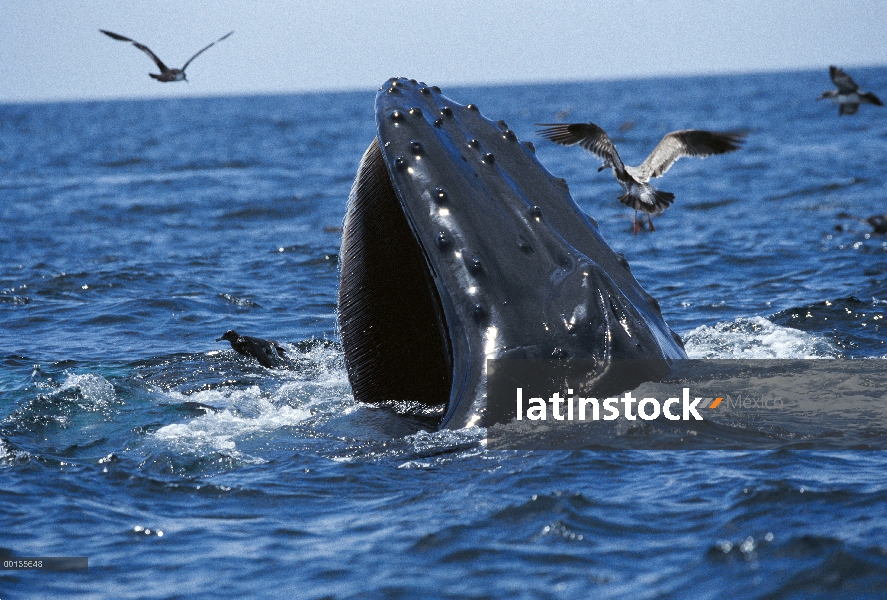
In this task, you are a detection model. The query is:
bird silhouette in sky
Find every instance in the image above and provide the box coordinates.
[101,29,233,82]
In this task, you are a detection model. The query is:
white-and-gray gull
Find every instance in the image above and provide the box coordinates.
[537,123,745,233]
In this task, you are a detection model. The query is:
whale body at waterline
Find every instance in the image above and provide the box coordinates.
[337,78,687,430]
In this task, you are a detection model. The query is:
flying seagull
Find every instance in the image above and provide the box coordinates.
[216,330,287,368]
[100,29,233,82]
[536,123,745,233]
[818,66,883,116]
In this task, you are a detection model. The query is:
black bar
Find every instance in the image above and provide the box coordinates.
[1,557,88,571]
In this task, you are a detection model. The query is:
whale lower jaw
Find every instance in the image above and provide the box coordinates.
[338,139,455,413]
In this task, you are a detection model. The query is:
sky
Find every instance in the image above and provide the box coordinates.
[1,0,886,103]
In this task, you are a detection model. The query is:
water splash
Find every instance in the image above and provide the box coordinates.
[683,316,839,359]
[153,389,312,457]
[58,372,117,410]
[151,340,351,458]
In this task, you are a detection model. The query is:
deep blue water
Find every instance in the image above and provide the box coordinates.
[2,68,887,598]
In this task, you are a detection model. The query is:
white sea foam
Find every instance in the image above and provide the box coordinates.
[153,342,353,456]
[682,316,839,359]
[153,388,312,456]
[59,373,117,409]
[405,426,486,452]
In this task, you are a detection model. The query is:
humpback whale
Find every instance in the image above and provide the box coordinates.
[338,78,687,430]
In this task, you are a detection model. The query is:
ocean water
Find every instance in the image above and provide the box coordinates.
[2,68,887,598]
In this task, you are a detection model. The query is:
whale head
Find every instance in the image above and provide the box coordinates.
[337,78,686,430]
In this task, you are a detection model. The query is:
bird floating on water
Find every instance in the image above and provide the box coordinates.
[866,214,887,235]
[537,123,745,233]
[216,330,287,368]
[818,66,883,116]
[100,29,233,82]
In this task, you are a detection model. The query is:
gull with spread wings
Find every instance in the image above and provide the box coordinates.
[818,66,883,116]
[537,123,745,233]
[101,29,233,82]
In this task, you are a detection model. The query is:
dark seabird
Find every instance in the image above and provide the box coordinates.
[818,66,884,116]
[835,212,887,234]
[216,330,286,368]
[866,214,887,234]
[100,29,233,82]
[537,123,745,233]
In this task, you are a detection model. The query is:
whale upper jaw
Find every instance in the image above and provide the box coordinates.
[338,78,687,430]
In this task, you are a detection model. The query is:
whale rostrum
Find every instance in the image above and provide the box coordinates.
[338,78,687,430]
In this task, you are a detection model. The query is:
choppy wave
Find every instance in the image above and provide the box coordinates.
[683,316,839,359]
[58,372,118,409]
[152,388,310,453]
[150,340,352,453]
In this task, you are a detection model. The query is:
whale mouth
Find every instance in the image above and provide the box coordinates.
[337,78,687,430]
[338,138,455,413]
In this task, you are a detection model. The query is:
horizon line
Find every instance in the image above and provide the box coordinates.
[3,62,885,106]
